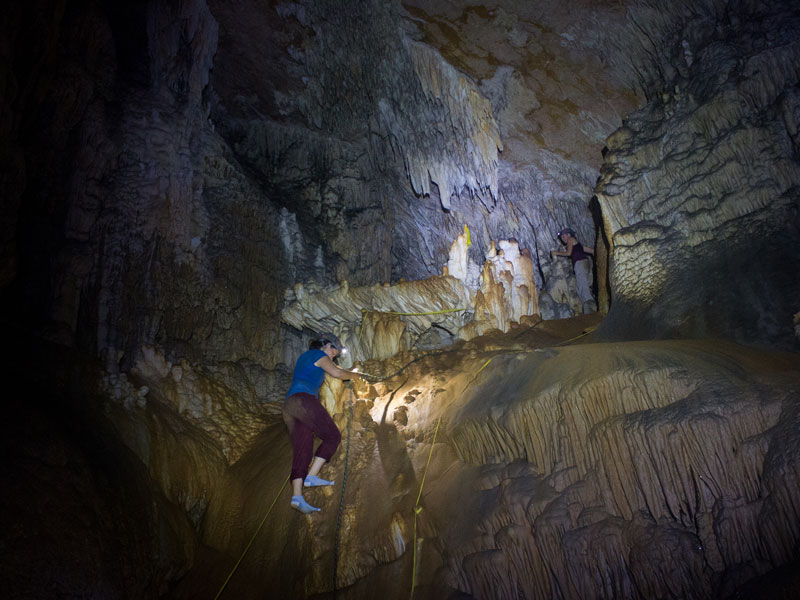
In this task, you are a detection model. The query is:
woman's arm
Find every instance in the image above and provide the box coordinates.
[315,356,361,381]
[584,246,595,255]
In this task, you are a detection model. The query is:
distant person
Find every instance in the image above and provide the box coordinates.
[550,227,596,313]
[283,333,360,513]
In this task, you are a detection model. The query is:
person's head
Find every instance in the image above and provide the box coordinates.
[558,227,576,245]
[311,332,346,360]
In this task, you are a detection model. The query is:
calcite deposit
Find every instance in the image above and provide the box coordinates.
[596,1,800,347]
[159,324,799,600]
[281,233,541,359]
[2,0,800,599]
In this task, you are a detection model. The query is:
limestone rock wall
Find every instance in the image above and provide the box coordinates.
[1,0,298,377]
[208,0,649,296]
[597,0,800,347]
[433,342,800,599]
[1,0,656,381]
[0,336,202,598]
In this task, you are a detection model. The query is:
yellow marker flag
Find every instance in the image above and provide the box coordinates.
[463,224,471,246]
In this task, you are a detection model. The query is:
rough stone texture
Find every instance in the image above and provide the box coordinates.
[596,0,800,348]
[0,335,199,598]
[282,275,472,362]
[281,234,541,360]
[463,238,539,337]
[3,0,800,599]
[206,0,646,294]
[1,0,636,386]
[158,328,799,600]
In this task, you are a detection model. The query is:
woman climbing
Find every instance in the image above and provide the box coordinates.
[283,333,360,513]
[551,227,596,313]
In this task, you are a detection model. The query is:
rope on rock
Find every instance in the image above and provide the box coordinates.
[409,414,442,600]
[555,325,598,346]
[333,383,356,597]
[213,474,290,600]
[409,357,492,599]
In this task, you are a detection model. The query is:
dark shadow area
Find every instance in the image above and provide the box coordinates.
[0,327,196,598]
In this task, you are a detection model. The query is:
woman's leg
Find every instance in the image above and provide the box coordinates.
[302,400,341,486]
[283,393,333,512]
[283,396,315,482]
[574,259,594,308]
[308,456,327,478]
[305,399,342,463]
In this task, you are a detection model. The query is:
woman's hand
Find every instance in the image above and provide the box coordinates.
[316,356,362,381]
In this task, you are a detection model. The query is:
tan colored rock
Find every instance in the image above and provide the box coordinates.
[283,234,541,360]
[38,316,797,600]
[281,276,472,362]
[406,41,502,208]
[117,345,276,464]
[470,239,539,335]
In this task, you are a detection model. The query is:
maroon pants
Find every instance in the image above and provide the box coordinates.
[282,393,341,481]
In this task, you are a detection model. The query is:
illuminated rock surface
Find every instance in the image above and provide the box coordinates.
[8,317,799,599]
[595,3,800,346]
[281,233,541,360]
[2,0,800,598]
[162,328,800,599]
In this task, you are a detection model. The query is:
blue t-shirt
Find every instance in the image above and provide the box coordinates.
[285,349,327,399]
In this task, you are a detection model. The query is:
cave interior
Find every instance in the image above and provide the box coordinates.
[2,0,800,599]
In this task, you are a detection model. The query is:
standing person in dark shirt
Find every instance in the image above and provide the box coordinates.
[283,333,360,513]
[551,227,596,313]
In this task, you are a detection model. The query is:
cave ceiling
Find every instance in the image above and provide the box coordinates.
[205,0,645,286]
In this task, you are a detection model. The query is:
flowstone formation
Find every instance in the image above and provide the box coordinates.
[3,0,800,599]
[162,322,800,600]
[596,0,800,348]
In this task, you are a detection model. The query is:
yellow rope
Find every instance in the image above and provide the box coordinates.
[555,326,598,346]
[213,474,290,600]
[409,357,492,599]
[469,358,492,384]
[410,415,442,600]
[381,308,467,316]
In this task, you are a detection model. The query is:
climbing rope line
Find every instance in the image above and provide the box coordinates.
[213,332,508,599]
[409,357,492,599]
[379,308,468,316]
[464,358,493,391]
[333,383,356,597]
[213,474,290,600]
[409,414,442,600]
[555,325,598,346]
